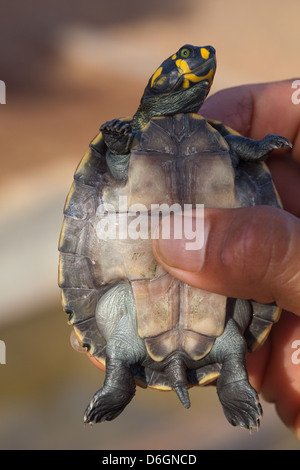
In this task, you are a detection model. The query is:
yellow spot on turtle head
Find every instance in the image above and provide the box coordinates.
[176,58,191,75]
[156,75,167,87]
[150,66,163,88]
[183,79,190,88]
[200,47,210,59]
[172,54,177,60]
[185,67,214,85]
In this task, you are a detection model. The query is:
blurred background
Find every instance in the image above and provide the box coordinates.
[0,0,300,450]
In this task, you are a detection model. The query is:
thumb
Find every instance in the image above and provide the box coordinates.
[152,206,300,315]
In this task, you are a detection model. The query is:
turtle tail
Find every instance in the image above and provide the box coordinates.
[164,354,190,409]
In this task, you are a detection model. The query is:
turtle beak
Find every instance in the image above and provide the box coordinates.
[189,46,216,83]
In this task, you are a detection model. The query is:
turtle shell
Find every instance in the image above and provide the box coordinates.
[58,113,281,391]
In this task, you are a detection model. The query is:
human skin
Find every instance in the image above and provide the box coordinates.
[152,80,300,438]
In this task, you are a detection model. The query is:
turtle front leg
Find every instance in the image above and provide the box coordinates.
[101,118,133,155]
[101,119,133,182]
[225,133,292,164]
[205,318,262,430]
[84,355,136,424]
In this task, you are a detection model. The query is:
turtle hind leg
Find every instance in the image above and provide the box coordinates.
[84,282,146,424]
[84,356,136,424]
[216,364,262,430]
[205,318,262,430]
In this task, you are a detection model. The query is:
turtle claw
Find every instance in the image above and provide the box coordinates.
[84,387,134,424]
[100,118,132,135]
[260,134,292,155]
[217,379,262,430]
[100,118,133,154]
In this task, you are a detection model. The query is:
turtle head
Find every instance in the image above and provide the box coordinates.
[133,44,216,129]
[147,44,216,95]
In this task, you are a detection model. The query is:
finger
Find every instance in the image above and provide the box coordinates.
[261,311,300,438]
[267,155,300,218]
[152,206,300,315]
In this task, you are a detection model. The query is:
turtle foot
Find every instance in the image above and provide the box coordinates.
[100,118,133,155]
[217,379,262,430]
[84,386,135,424]
[259,134,292,159]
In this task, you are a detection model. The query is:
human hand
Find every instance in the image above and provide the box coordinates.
[152,80,300,438]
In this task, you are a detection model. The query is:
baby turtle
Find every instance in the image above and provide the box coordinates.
[58,44,291,429]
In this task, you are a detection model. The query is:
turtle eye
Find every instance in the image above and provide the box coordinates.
[180,47,192,59]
